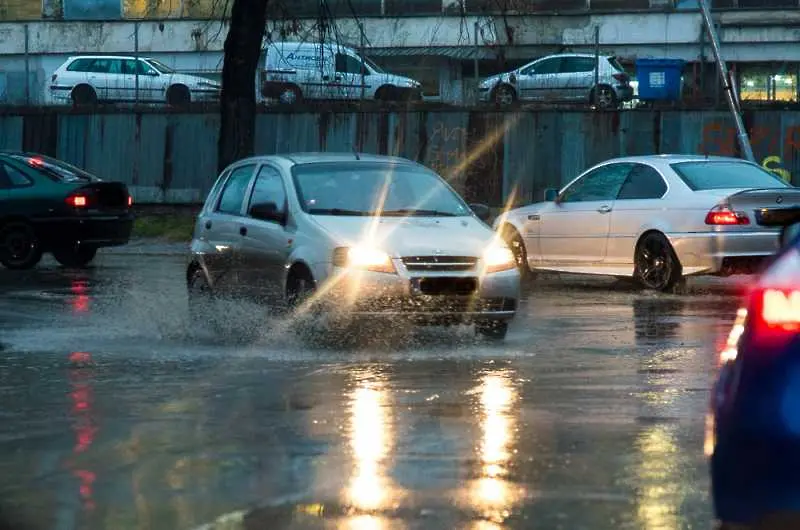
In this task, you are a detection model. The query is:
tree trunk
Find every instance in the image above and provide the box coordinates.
[218,0,269,173]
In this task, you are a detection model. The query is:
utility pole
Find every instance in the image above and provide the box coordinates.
[698,0,754,162]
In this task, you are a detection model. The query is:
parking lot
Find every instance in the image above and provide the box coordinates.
[0,247,748,530]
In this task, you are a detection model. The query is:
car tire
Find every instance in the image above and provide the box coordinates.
[286,267,316,311]
[493,84,516,106]
[592,85,618,109]
[167,85,191,106]
[633,232,682,292]
[0,221,43,270]
[500,224,534,281]
[475,320,509,340]
[52,245,98,268]
[278,86,302,105]
[71,85,97,106]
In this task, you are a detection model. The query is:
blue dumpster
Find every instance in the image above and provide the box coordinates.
[635,58,685,101]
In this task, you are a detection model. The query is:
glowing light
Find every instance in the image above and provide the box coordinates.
[348,378,391,512]
[763,289,800,328]
[720,308,748,363]
[704,412,716,457]
[482,243,516,274]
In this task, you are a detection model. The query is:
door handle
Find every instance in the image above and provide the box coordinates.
[528,214,540,221]
[597,205,612,214]
[239,226,247,236]
[205,220,212,230]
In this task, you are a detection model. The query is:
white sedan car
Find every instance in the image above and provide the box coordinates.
[495,155,800,291]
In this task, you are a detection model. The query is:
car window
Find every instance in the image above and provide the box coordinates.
[617,164,668,200]
[0,162,33,189]
[9,154,96,183]
[559,163,633,203]
[670,161,790,190]
[108,60,123,74]
[524,57,561,75]
[86,59,112,74]
[335,53,363,74]
[560,57,595,74]
[248,165,287,221]
[66,58,94,72]
[216,165,256,215]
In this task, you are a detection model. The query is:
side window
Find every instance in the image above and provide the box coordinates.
[137,60,158,76]
[525,57,561,75]
[0,163,33,189]
[66,58,93,72]
[559,163,632,203]
[617,164,668,200]
[335,53,363,74]
[560,57,596,73]
[248,166,287,221]
[216,165,256,215]
[87,59,111,74]
[108,60,123,74]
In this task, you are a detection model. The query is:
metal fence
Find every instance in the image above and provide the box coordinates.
[3,108,798,205]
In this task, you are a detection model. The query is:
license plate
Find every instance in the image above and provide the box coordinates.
[411,277,477,296]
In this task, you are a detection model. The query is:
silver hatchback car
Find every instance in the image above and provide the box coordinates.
[187,153,520,339]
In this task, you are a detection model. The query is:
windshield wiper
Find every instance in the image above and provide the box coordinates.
[380,209,458,217]
[308,208,370,216]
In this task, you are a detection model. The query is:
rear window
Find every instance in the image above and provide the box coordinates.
[9,154,98,183]
[670,161,790,191]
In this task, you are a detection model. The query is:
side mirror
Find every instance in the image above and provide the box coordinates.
[544,188,558,202]
[780,222,800,248]
[250,201,286,225]
[469,203,492,222]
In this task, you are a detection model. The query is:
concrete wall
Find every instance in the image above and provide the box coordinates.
[4,108,798,205]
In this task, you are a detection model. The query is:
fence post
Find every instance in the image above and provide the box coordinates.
[593,25,599,106]
[24,23,30,105]
[134,21,140,104]
[474,21,479,106]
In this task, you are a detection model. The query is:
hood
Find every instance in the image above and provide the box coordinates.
[310,216,496,257]
[167,73,221,89]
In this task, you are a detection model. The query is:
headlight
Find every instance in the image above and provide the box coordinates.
[333,246,396,274]
[482,243,516,273]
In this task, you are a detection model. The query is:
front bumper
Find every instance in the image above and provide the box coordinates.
[310,262,520,324]
[668,230,781,276]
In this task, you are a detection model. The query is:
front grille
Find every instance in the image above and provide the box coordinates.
[402,256,477,272]
[354,297,516,314]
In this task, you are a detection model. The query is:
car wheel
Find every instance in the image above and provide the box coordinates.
[475,320,509,340]
[634,232,682,292]
[71,85,97,106]
[278,86,302,105]
[500,224,534,281]
[167,85,191,106]
[593,85,618,109]
[493,84,516,106]
[0,221,43,270]
[286,268,316,311]
[52,245,97,268]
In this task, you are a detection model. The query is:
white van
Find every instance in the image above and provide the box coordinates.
[261,41,423,104]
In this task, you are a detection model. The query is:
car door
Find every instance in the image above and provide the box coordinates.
[331,52,364,100]
[606,163,669,267]
[238,164,292,304]
[201,163,258,296]
[516,56,562,102]
[85,58,112,100]
[538,162,633,265]
[559,56,597,100]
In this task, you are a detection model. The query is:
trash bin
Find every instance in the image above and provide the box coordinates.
[635,58,685,101]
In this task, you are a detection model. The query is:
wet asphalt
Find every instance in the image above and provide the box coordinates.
[0,245,749,530]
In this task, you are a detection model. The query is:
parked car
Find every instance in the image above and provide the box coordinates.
[495,155,799,291]
[0,152,134,269]
[478,53,634,109]
[261,41,423,104]
[49,55,221,106]
[708,210,800,528]
[187,153,520,339]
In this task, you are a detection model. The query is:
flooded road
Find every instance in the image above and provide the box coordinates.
[0,250,746,530]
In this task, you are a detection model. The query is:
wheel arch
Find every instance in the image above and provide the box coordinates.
[70,83,96,97]
[284,260,316,296]
[634,228,683,270]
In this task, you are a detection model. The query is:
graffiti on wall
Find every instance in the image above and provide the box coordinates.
[698,120,800,183]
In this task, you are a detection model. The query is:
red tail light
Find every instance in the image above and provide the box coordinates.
[67,194,89,208]
[762,289,800,332]
[705,205,750,225]
[127,195,133,207]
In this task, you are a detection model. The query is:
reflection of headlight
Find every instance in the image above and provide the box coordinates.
[482,243,516,273]
[333,246,396,274]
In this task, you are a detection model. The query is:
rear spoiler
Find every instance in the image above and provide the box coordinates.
[757,206,800,227]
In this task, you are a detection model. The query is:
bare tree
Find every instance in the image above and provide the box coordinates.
[218,0,269,172]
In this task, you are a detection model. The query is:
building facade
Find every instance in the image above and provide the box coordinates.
[0,0,798,105]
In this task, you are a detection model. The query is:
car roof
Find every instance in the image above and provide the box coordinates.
[237,152,421,167]
[604,154,751,164]
[65,55,155,62]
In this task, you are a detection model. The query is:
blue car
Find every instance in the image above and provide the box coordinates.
[709,211,800,528]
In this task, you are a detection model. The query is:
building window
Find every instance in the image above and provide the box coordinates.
[739,64,798,102]
[123,0,182,18]
[738,0,797,6]
[590,0,649,8]
[64,0,122,19]
[0,0,42,19]
[385,0,442,14]
[270,0,380,17]
[464,0,587,13]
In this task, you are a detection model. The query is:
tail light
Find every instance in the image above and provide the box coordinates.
[127,195,133,207]
[705,204,750,226]
[761,289,800,332]
[748,249,800,348]
[67,193,89,208]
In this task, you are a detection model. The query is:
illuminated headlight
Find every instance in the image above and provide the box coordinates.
[332,246,396,274]
[482,243,516,273]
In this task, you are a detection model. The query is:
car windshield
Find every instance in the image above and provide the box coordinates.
[146,59,175,74]
[9,154,98,183]
[291,162,471,217]
[670,161,790,191]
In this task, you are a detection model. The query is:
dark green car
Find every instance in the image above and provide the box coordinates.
[0,152,134,269]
